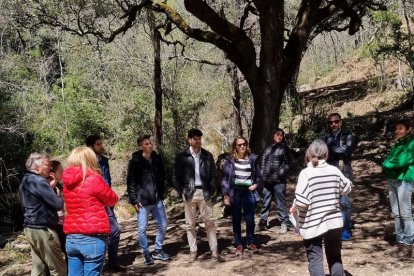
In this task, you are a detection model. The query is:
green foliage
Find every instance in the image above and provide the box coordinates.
[368,9,414,71]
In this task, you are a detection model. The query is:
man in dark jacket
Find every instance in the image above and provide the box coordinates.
[19,152,66,276]
[258,128,292,234]
[174,128,225,263]
[86,135,124,272]
[323,113,355,241]
[127,135,169,265]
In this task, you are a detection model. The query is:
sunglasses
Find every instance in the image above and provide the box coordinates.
[236,143,247,147]
[328,119,341,125]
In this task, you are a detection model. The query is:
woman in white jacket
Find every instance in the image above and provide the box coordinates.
[290,139,352,276]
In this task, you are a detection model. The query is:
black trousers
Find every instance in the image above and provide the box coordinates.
[303,228,344,276]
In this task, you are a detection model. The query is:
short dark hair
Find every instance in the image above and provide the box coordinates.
[274,128,285,135]
[327,113,342,121]
[50,160,62,173]
[85,135,101,147]
[188,128,203,138]
[273,128,285,142]
[137,135,151,146]
[394,117,413,130]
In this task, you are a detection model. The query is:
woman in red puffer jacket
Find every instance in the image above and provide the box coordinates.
[63,146,119,276]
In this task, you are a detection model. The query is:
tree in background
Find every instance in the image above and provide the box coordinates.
[369,1,414,93]
[10,0,387,152]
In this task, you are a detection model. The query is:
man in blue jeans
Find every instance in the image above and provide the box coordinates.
[86,135,125,272]
[323,113,356,241]
[258,128,292,234]
[127,135,169,265]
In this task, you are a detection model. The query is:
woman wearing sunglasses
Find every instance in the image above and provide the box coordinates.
[221,136,262,256]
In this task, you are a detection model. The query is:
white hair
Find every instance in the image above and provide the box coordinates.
[25,152,49,171]
[305,139,328,167]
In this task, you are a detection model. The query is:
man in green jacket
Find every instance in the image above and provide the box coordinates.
[382,117,414,258]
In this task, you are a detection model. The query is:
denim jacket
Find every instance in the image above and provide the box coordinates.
[323,129,355,179]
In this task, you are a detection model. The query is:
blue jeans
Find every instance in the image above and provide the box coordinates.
[232,188,256,246]
[137,200,168,254]
[340,195,352,231]
[388,180,414,245]
[107,208,121,267]
[66,234,108,276]
[260,182,289,225]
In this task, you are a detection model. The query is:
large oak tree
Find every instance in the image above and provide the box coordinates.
[14,0,386,152]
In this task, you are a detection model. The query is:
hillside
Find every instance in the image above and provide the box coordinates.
[1,57,414,275]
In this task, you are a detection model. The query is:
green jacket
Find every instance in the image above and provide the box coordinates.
[382,135,414,182]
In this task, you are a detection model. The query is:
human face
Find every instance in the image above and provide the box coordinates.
[38,158,51,178]
[92,139,104,155]
[395,123,412,140]
[189,136,202,152]
[50,164,63,182]
[273,131,284,143]
[328,115,342,133]
[140,139,153,154]
[235,139,247,157]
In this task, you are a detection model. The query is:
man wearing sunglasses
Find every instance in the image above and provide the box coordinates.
[323,113,356,241]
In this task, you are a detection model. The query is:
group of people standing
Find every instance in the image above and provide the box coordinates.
[19,135,125,276]
[19,111,381,276]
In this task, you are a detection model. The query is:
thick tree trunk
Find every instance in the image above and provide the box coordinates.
[147,10,163,148]
[249,80,282,154]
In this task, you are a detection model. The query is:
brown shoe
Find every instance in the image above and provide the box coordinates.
[248,243,258,253]
[188,251,197,263]
[386,243,403,257]
[398,244,412,258]
[212,252,226,262]
[235,245,243,256]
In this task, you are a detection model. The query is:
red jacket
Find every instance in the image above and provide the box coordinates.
[63,166,118,235]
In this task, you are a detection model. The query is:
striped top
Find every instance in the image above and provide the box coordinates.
[293,160,352,240]
[234,159,252,187]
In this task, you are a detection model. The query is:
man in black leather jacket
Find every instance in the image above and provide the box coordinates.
[174,128,225,263]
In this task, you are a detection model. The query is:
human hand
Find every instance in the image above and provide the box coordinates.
[134,203,142,212]
[49,175,57,188]
[223,195,230,206]
[289,205,297,214]
[249,184,258,191]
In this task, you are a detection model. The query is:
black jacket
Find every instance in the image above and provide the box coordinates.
[174,147,216,201]
[127,150,165,206]
[19,171,63,229]
[261,142,292,184]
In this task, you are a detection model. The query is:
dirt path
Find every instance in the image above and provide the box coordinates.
[2,148,414,276]
[105,157,413,275]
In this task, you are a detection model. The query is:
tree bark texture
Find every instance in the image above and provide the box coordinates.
[147,10,163,148]
[227,63,243,137]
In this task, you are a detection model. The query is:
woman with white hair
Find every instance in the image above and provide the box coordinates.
[290,139,352,276]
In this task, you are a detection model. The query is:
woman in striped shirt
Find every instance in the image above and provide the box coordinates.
[221,136,262,256]
[290,139,352,276]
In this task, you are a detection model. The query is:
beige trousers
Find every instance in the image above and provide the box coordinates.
[184,189,218,253]
[24,227,67,276]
